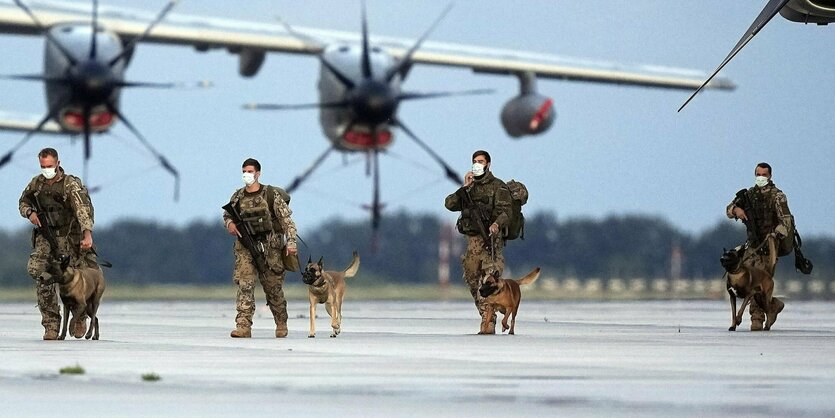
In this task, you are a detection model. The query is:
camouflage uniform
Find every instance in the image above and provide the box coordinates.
[223,185,297,337]
[18,169,97,336]
[445,171,512,333]
[726,180,791,330]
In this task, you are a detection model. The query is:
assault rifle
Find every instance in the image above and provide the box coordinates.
[460,186,494,255]
[734,189,762,245]
[222,202,269,275]
[28,191,66,264]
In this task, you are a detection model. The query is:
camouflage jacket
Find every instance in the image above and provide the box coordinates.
[445,171,512,234]
[19,169,94,236]
[223,184,298,249]
[726,181,793,240]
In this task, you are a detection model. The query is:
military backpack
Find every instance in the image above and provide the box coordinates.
[504,180,528,241]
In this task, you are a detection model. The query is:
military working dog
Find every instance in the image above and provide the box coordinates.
[720,235,783,332]
[39,255,106,340]
[301,251,360,338]
[477,266,541,335]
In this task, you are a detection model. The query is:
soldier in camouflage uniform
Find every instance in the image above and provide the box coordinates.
[223,158,298,338]
[726,162,790,331]
[19,148,98,340]
[445,150,513,334]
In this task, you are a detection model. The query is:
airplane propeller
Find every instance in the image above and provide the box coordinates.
[0,0,182,200]
[245,1,482,231]
[678,0,790,111]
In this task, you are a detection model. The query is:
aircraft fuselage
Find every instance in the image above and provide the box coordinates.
[317,43,402,152]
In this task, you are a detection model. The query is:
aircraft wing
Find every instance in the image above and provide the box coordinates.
[0,0,736,91]
[0,111,62,134]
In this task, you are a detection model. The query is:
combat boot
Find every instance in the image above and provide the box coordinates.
[230,327,251,338]
[765,298,785,330]
[43,328,59,340]
[478,319,496,335]
[275,323,288,338]
[750,304,766,331]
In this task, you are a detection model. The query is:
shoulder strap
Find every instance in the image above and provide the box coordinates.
[265,185,278,219]
[229,187,245,208]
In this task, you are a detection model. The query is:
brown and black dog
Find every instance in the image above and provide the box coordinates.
[301,251,360,338]
[40,255,106,340]
[477,267,541,335]
[720,236,780,331]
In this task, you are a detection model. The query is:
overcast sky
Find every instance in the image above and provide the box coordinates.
[1,0,832,238]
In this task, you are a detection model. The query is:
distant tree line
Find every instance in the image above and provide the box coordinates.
[1,211,833,286]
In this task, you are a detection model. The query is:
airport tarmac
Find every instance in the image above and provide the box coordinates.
[1,299,834,417]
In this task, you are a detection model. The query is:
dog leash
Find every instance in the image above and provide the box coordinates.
[740,233,775,266]
[295,233,310,251]
[90,246,113,268]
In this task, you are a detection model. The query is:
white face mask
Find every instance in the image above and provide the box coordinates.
[471,163,485,177]
[41,167,57,180]
[242,172,256,186]
[755,176,769,188]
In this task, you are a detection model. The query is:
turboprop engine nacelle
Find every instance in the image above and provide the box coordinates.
[500,93,554,138]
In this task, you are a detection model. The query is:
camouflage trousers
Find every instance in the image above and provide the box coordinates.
[738,242,782,326]
[27,234,96,331]
[462,235,505,324]
[232,240,288,329]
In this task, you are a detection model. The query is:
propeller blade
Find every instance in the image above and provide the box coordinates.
[0,96,66,169]
[89,0,99,59]
[678,0,790,112]
[393,118,461,185]
[82,105,92,182]
[0,74,69,84]
[371,147,381,231]
[108,0,179,67]
[115,80,214,90]
[285,146,335,193]
[13,0,78,65]
[319,56,356,89]
[105,102,180,201]
[114,81,177,89]
[385,3,453,83]
[360,0,372,79]
[269,16,338,111]
[397,88,494,102]
[243,100,350,111]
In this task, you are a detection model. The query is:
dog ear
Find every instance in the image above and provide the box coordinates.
[317,256,323,268]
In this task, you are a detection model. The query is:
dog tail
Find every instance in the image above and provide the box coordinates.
[516,267,541,286]
[343,251,360,278]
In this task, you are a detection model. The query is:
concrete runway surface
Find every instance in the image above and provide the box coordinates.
[1,299,834,417]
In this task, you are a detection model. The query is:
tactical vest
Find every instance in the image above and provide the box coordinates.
[749,188,777,236]
[747,186,795,256]
[232,185,290,238]
[457,179,502,236]
[36,176,79,236]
